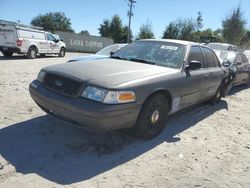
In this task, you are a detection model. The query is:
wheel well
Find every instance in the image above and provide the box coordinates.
[144,90,172,111]
[29,45,38,52]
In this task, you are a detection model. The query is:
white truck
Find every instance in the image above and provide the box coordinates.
[0,20,66,59]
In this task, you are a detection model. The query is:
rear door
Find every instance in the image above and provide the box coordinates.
[180,46,209,108]
[234,54,246,84]
[201,47,223,98]
[239,54,250,83]
[0,24,16,47]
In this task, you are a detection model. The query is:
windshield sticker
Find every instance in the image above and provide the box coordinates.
[160,45,178,50]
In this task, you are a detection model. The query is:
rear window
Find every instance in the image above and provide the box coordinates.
[18,29,45,40]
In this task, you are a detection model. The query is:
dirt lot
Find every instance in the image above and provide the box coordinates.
[0,52,250,188]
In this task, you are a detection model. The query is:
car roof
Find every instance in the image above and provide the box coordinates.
[207,42,237,47]
[139,39,197,46]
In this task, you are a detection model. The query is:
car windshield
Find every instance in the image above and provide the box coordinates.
[224,52,236,64]
[96,44,126,56]
[111,41,186,69]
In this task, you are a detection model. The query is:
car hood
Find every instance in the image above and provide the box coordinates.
[67,55,108,62]
[43,58,179,88]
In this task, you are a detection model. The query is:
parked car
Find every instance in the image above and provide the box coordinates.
[244,50,250,62]
[207,43,238,52]
[30,39,227,139]
[0,19,66,58]
[67,43,127,62]
[221,52,250,86]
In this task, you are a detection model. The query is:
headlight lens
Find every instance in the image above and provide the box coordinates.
[81,86,108,102]
[81,86,136,104]
[37,70,46,82]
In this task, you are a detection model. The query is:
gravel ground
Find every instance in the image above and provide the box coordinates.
[0,52,250,188]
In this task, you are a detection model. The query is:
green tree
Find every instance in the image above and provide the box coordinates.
[79,30,90,35]
[121,26,133,43]
[222,6,247,46]
[162,18,196,41]
[196,11,203,31]
[31,12,74,32]
[136,22,155,40]
[98,15,132,43]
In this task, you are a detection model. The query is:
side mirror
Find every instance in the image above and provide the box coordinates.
[110,51,115,56]
[55,39,59,43]
[185,61,202,71]
[236,61,242,66]
[60,38,64,42]
[222,61,231,67]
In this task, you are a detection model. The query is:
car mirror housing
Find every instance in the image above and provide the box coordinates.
[222,61,231,67]
[185,61,202,71]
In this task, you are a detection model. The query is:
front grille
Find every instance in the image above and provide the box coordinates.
[43,73,82,97]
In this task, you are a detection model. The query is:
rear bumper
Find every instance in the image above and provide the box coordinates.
[0,46,20,53]
[29,80,141,131]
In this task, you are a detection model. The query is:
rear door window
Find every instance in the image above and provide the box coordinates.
[235,54,242,64]
[188,46,204,68]
[241,54,248,63]
[201,47,217,68]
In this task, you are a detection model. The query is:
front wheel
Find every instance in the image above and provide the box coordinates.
[133,94,169,139]
[58,47,66,57]
[2,51,13,57]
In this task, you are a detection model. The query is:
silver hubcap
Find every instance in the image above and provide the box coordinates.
[151,110,160,124]
[31,50,36,58]
[216,90,220,99]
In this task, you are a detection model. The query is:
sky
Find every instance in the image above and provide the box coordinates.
[0,0,250,38]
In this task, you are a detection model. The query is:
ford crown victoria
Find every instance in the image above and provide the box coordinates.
[30,39,226,139]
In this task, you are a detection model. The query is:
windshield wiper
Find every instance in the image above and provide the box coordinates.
[110,55,128,60]
[130,58,156,65]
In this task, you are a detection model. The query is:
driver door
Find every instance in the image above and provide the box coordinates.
[46,33,60,53]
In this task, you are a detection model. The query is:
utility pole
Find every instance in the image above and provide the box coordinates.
[127,0,136,43]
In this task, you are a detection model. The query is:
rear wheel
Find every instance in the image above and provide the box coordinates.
[208,87,222,105]
[27,47,37,59]
[58,47,66,57]
[2,51,13,57]
[133,94,169,139]
[246,74,250,86]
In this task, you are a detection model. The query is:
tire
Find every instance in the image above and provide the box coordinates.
[2,51,13,57]
[58,47,66,57]
[208,87,222,105]
[133,94,169,139]
[246,74,250,86]
[27,47,37,59]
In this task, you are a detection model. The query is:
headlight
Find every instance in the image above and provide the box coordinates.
[81,86,136,104]
[81,86,108,102]
[37,70,46,82]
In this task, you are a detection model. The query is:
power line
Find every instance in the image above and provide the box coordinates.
[127,0,136,43]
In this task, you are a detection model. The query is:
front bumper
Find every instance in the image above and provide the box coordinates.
[29,80,141,131]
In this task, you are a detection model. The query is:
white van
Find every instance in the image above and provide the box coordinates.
[0,20,66,58]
